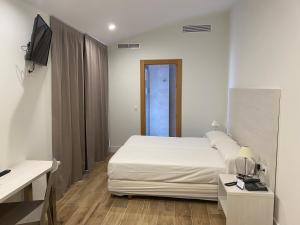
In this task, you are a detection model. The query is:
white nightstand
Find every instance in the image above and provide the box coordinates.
[218,174,274,225]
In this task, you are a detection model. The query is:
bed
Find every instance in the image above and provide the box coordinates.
[108,88,281,200]
[108,135,233,200]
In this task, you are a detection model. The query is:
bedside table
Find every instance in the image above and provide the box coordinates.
[218,174,274,225]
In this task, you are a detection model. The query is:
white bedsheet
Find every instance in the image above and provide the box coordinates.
[108,140,226,184]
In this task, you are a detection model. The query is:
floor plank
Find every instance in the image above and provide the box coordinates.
[57,203,78,224]
[85,192,114,225]
[119,198,145,225]
[101,198,128,225]
[190,201,210,225]
[174,200,192,225]
[157,199,175,225]
[56,158,225,225]
[208,214,226,225]
[137,199,160,225]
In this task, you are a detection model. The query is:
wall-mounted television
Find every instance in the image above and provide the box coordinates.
[25,14,52,66]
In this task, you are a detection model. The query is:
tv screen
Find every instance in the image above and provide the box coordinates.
[25,14,52,66]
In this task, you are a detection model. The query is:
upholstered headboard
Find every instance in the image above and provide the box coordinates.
[227,88,281,191]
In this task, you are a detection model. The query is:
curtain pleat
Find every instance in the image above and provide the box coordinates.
[84,35,109,170]
[50,17,86,197]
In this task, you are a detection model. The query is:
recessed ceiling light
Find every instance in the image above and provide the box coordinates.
[108,23,116,31]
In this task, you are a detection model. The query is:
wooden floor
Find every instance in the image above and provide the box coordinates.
[57,159,225,225]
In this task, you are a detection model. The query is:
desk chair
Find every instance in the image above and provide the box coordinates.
[0,159,59,225]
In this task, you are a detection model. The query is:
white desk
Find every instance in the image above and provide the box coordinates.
[0,160,53,203]
[0,160,58,225]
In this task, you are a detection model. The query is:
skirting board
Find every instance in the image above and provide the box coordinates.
[109,146,121,153]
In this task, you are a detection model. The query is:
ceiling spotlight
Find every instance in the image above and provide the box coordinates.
[108,23,116,31]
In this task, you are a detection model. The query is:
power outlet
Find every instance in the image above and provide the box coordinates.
[256,163,268,176]
[259,163,268,175]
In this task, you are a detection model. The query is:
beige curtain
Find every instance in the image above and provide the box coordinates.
[84,35,109,170]
[51,17,86,196]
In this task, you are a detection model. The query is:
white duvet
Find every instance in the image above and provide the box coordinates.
[108,136,227,184]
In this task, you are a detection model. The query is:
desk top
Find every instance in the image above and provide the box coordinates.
[0,160,53,203]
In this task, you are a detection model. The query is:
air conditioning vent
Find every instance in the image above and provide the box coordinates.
[117,43,140,49]
[182,25,211,33]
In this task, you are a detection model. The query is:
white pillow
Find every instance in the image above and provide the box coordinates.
[205,130,233,148]
[216,140,240,174]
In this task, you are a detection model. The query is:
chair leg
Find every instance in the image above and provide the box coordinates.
[51,187,57,225]
[47,209,54,225]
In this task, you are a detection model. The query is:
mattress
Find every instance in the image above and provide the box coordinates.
[108,139,227,184]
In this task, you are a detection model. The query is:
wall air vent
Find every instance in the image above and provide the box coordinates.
[117,43,140,49]
[182,25,211,33]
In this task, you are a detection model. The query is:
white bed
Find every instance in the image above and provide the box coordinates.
[108,135,229,200]
[108,89,281,200]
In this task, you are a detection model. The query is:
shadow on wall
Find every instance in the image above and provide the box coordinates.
[7,64,47,166]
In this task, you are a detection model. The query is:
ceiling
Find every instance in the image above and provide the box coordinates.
[25,0,238,44]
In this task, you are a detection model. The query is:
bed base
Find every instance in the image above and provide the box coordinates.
[108,179,218,201]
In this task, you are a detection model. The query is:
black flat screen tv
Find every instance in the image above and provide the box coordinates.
[25,14,52,66]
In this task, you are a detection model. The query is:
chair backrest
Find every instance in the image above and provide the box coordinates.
[40,159,59,224]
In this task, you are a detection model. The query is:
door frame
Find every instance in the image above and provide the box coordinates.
[140,59,182,137]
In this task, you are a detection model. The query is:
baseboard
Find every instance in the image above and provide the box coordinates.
[109,146,121,153]
[274,217,279,225]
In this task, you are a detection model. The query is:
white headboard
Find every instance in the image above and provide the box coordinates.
[227,88,281,191]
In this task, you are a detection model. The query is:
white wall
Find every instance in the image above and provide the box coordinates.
[229,0,300,224]
[0,0,52,199]
[108,12,230,150]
